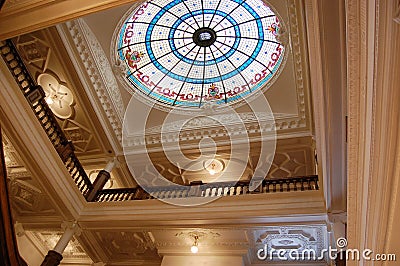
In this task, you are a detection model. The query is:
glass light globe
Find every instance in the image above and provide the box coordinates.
[191,245,199,254]
[46,97,54,105]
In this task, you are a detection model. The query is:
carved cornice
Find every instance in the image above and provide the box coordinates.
[287,0,312,130]
[345,0,368,258]
[124,112,311,151]
[57,19,124,148]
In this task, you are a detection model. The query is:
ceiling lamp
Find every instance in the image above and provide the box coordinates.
[190,235,199,253]
[45,96,54,105]
[203,159,224,175]
[37,73,74,119]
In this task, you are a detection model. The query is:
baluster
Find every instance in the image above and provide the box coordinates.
[242,186,248,194]
[235,186,240,195]
[293,181,298,191]
[216,187,222,196]
[127,192,133,200]
[184,188,190,197]
[204,187,210,197]
[271,182,275,192]
[307,179,312,190]
[181,189,187,198]
[279,181,284,192]
[115,193,120,201]
[288,181,294,191]
[314,178,319,190]
[210,187,216,197]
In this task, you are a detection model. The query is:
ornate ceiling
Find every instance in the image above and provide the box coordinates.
[0,0,345,265]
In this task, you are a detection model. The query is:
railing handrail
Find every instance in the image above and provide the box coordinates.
[95,175,319,202]
[0,40,93,196]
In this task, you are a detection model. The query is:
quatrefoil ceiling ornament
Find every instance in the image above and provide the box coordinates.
[37,73,75,119]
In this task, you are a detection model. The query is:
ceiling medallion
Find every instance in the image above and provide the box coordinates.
[115,0,285,110]
[37,73,74,119]
[203,158,224,175]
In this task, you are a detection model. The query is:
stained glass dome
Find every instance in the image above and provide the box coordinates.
[115,0,285,109]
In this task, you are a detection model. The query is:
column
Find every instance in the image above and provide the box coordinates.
[86,158,118,202]
[41,221,81,266]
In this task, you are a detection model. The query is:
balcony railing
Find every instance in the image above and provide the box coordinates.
[0,40,93,197]
[1,39,319,203]
[95,175,319,202]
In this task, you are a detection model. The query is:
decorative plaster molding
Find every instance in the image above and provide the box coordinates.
[57,20,124,147]
[89,230,160,262]
[345,0,368,258]
[9,178,58,215]
[175,229,221,241]
[26,230,92,261]
[153,229,249,250]
[287,0,311,129]
[77,20,124,120]
[124,112,310,150]
[250,225,328,263]
[2,132,23,168]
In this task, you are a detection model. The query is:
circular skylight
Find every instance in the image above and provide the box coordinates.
[116,0,285,109]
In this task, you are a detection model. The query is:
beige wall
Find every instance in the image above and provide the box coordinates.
[162,255,243,266]
[17,234,44,266]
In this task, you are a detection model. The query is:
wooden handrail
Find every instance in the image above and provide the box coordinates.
[95,175,319,202]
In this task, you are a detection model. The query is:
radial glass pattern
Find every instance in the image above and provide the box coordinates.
[117,0,285,108]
